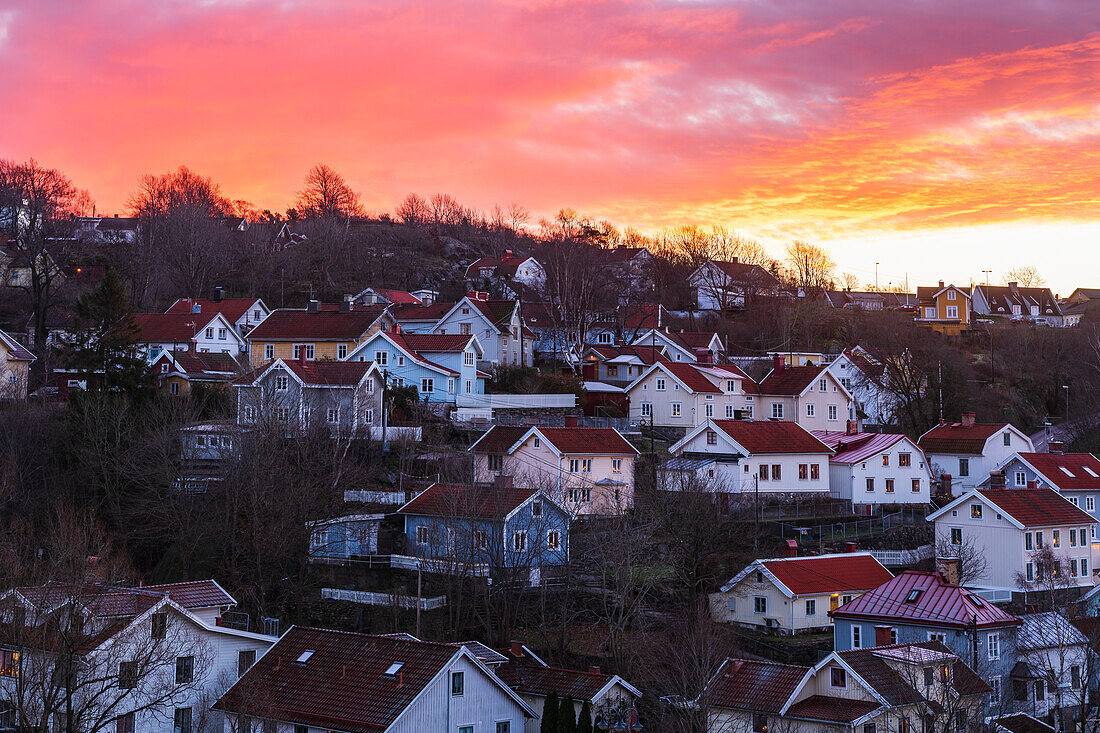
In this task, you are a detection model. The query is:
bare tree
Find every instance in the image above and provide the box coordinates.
[395,193,430,227]
[785,240,835,292]
[293,164,364,221]
[1003,266,1045,288]
[935,533,989,586]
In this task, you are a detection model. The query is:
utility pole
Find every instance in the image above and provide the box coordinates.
[753,475,760,553]
[875,262,879,289]
[415,560,422,638]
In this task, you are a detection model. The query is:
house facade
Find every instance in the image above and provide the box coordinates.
[469,426,639,516]
[813,429,932,509]
[347,330,487,404]
[629,328,723,363]
[130,312,247,363]
[825,348,899,425]
[245,303,393,366]
[165,296,271,338]
[918,415,1035,493]
[397,482,571,581]
[432,294,532,367]
[213,626,534,733]
[973,284,1063,325]
[689,259,781,310]
[625,362,753,429]
[915,282,971,334]
[150,350,239,397]
[710,553,893,635]
[664,419,833,495]
[0,329,34,400]
[927,487,1096,592]
[465,251,546,289]
[750,360,855,432]
[980,451,1100,537]
[234,358,385,434]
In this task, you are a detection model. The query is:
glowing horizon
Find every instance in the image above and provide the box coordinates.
[2,0,1098,293]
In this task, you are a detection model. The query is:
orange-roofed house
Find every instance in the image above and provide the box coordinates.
[710,552,893,635]
[469,425,639,516]
[915,281,971,334]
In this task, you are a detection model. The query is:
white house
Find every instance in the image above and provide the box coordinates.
[629,328,723,363]
[664,419,833,495]
[465,251,546,289]
[0,580,276,733]
[979,450,1100,537]
[625,362,753,429]
[165,296,272,339]
[432,294,532,367]
[709,552,893,635]
[688,259,781,310]
[1012,612,1089,720]
[927,487,1096,593]
[813,428,932,509]
[213,626,535,733]
[824,348,899,425]
[129,312,247,363]
[750,359,855,432]
[918,414,1035,493]
[470,425,639,516]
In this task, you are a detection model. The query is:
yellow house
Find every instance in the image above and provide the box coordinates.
[246,303,394,365]
[915,282,971,335]
[0,329,35,400]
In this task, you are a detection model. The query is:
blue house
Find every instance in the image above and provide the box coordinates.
[396,481,570,584]
[308,514,383,561]
[980,451,1100,536]
[346,330,487,404]
[831,570,1021,704]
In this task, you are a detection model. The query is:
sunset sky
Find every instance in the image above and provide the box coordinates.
[2,0,1099,293]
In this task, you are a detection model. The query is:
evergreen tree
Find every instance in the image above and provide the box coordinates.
[540,691,559,733]
[577,700,593,733]
[62,268,151,395]
[559,699,577,733]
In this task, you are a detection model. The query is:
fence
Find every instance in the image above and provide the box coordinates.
[869,545,934,566]
[773,507,922,542]
[321,587,447,611]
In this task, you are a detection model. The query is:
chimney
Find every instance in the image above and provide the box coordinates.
[564,415,578,427]
[938,557,960,586]
[731,256,738,265]
[510,641,524,658]
[1027,480,1037,488]
[307,299,319,313]
[939,280,945,288]
[493,474,514,489]
[989,470,1006,490]
[874,625,893,647]
[772,354,785,373]
[844,541,857,553]
[393,322,401,334]
[114,213,119,218]
[1008,281,1019,290]
[783,539,798,558]
[1048,440,1064,455]
[846,419,858,436]
[298,348,307,365]
[190,302,201,314]
[960,412,976,429]
[213,286,223,303]
[340,299,352,313]
[588,665,601,675]
[504,249,513,258]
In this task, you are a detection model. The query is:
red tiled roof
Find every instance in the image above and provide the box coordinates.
[397,483,537,520]
[588,345,667,365]
[976,488,1095,527]
[676,331,720,349]
[373,289,422,304]
[247,307,388,341]
[831,571,1019,630]
[393,333,473,353]
[141,579,236,608]
[282,360,376,386]
[786,696,879,723]
[918,422,1011,454]
[469,426,529,454]
[468,299,518,328]
[704,658,807,713]
[711,420,833,455]
[662,363,722,393]
[166,298,259,323]
[535,428,638,455]
[813,431,912,465]
[130,313,214,342]
[761,554,893,595]
[465,254,533,278]
[496,662,617,701]
[1017,453,1100,493]
[0,329,35,361]
[155,351,239,376]
[213,627,462,733]
[752,365,826,396]
[393,302,455,322]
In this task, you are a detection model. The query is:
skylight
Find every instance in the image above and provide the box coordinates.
[1084,467,1098,478]
[294,650,315,665]
[1060,466,1076,478]
[383,662,405,676]
[963,592,984,608]
[905,589,922,603]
